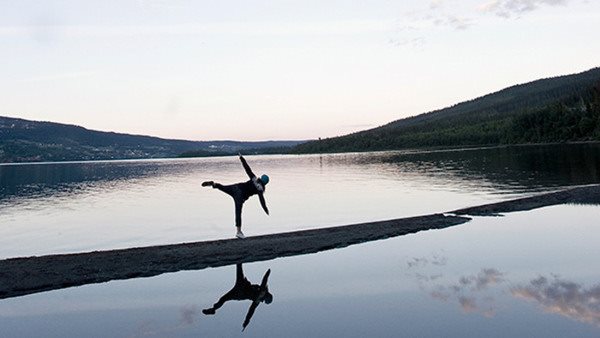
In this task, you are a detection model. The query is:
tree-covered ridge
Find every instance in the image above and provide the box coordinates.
[293,67,600,153]
[0,117,303,163]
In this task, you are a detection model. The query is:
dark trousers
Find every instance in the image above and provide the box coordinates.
[214,183,245,227]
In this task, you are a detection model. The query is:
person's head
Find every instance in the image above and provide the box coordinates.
[260,174,269,185]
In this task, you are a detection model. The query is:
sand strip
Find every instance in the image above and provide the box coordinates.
[452,184,600,216]
[0,214,468,300]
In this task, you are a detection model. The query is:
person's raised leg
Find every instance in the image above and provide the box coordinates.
[208,182,237,198]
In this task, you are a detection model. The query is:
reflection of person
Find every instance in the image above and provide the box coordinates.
[202,154,269,239]
[203,263,273,331]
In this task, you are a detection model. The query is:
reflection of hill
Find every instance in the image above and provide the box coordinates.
[383,144,600,193]
[3,144,599,204]
[0,160,186,203]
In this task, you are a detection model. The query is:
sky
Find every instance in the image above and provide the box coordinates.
[1,0,599,141]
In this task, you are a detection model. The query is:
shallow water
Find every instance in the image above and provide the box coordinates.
[1,143,599,258]
[0,205,598,337]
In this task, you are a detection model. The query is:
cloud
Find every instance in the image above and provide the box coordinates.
[512,276,600,327]
[388,36,425,48]
[407,254,448,268]
[447,268,505,314]
[410,260,600,328]
[430,290,451,301]
[479,0,569,18]
[390,0,574,47]
[180,305,199,326]
[389,2,474,48]
[459,268,505,291]
[459,296,478,312]
[407,257,430,268]
[433,15,474,30]
[430,0,445,10]
[129,305,200,337]
[407,260,506,317]
[431,254,448,266]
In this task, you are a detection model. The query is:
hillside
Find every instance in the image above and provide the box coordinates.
[293,67,600,153]
[0,117,303,163]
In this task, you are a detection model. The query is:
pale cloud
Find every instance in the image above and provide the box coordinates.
[441,268,504,315]
[459,296,478,312]
[512,276,600,327]
[464,268,505,291]
[389,2,474,48]
[390,0,574,48]
[180,304,199,325]
[407,258,506,318]
[407,256,430,268]
[479,0,569,18]
[407,254,448,268]
[430,0,445,10]
[129,305,199,337]
[388,36,425,48]
[411,262,600,328]
[433,15,474,30]
[430,290,451,301]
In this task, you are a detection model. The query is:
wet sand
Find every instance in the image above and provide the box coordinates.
[452,184,600,215]
[1,184,599,300]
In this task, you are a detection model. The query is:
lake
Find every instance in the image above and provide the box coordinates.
[1,143,599,337]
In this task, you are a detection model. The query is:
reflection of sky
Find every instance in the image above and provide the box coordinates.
[513,276,600,327]
[0,205,599,337]
[1,144,599,258]
[403,205,600,336]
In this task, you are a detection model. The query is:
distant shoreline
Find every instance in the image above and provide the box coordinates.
[1,184,598,300]
[2,141,599,166]
[290,140,600,156]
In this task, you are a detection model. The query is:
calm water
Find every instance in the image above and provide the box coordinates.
[1,144,600,258]
[0,205,598,337]
[1,144,600,337]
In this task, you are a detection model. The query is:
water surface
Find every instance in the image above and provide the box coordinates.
[1,143,600,337]
[0,205,598,337]
[1,143,599,258]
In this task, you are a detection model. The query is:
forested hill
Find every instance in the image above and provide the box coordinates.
[293,67,600,153]
[0,117,302,163]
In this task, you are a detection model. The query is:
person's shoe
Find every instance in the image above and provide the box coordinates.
[201,181,214,187]
[236,231,246,239]
[202,309,215,315]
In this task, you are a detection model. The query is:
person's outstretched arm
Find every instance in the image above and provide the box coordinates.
[258,193,269,215]
[239,154,256,179]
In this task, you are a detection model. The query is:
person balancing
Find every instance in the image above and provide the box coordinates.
[202,154,269,239]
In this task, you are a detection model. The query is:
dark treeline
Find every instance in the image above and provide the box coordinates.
[178,145,295,158]
[293,67,600,153]
[0,116,304,163]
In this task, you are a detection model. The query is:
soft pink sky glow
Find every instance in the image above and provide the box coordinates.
[1,0,599,141]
